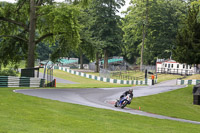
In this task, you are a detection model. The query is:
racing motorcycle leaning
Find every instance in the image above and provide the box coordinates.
[114,94,132,109]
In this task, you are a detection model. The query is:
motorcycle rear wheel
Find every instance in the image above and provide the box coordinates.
[114,101,118,107]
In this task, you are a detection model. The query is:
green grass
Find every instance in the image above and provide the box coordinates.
[156,74,183,83]
[0,87,200,133]
[84,72,100,76]
[184,74,200,80]
[85,70,183,83]
[129,86,200,121]
[52,69,131,88]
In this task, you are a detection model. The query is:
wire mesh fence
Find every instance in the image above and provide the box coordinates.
[99,68,145,80]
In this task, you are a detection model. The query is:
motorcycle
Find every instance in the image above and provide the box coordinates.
[114,94,132,109]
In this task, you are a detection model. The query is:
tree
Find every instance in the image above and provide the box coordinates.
[173,3,200,65]
[145,0,186,64]
[89,0,125,69]
[77,9,95,69]
[122,0,186,65]
[140,0,149,70]
[122,0,148,66]
[0,0,88,68]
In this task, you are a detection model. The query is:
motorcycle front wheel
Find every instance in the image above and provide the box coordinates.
[121,101,128,109]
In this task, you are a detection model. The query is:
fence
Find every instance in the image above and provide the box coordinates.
[47,66,54,87]
[54,66,153,85]
[99,69,110,78]
[157,68,194,75]
[99,68,147,81]
[176,79,200,85]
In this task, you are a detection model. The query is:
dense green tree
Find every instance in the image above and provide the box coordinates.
[122,0,149,66]
[122,0,186,65]
[173,3,200,65]
[144,0,186,64]
[36,42,59,61]
[77,9,95,69]
[89,0,125,69]
[0,0,88,68]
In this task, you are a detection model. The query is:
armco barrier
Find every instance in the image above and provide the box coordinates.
[54,66,152,86]
[176,79,200,85]
[0,76,45,87]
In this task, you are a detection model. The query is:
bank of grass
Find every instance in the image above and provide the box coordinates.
[85,71,183,83]
[51,69,131,88]
[0,87,200,133]
[156,74,183,83]
[129,86,200,122]
[184,74,200,80]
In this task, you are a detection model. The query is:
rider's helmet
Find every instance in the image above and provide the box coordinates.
[129,88,133,93]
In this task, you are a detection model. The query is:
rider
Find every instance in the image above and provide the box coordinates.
[119,88,133,104]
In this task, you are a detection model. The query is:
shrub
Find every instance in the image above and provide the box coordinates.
[0,68,18,76]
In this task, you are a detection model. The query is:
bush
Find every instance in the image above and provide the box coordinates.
[0,68,18,76]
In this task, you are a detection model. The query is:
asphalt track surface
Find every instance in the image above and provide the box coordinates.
[14,80,200,125]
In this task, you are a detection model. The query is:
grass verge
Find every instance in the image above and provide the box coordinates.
[51,69,131,88]
[183,74,200,80]
[156,74,183,83]
[0,87,200,133]
[128,86,200,121]
[85,71,184,83]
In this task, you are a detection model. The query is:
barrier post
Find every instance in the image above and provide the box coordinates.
[54,79,56,87]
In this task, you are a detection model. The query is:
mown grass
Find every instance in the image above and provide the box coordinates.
[129,86,200,122]
[184,74,200,80]
[156,73,183,83]
[52,69,131,88]
[85,71,183,83]
[0,87,200,133]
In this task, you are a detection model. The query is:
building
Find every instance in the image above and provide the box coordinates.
[156,59,196,75]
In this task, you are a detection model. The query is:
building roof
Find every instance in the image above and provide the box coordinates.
[157,58,177,63]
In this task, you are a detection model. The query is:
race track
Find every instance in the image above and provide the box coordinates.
[14,82,200,125]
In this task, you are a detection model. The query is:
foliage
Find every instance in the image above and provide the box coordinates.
[38,3,81,62]
[121,0,145,64]
[89,0,125,68]
[0,35,27,67]
[0,68,18,76]
[122,0,187,65]
[0,1,84,68]
[173,3,200,65]
[77,9,95,62]
[145,0,186,64]
[0,1,29,67]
